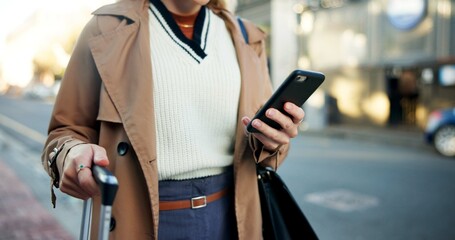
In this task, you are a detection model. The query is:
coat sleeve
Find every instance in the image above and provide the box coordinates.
[244,21,290,170]
[41,16,103,206]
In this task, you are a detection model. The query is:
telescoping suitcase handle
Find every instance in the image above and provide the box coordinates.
[80,165,119,240]
[93,166,119,207]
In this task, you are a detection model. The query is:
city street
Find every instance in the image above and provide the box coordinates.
[1,95,454,240]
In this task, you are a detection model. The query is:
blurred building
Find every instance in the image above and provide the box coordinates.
[0,0,114,96]
[237,0,455,130]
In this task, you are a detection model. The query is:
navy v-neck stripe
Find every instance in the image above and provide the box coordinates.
[202,18,210,51]
[149,0,209,63]
[192,8,207,49]
[149,8,202,63]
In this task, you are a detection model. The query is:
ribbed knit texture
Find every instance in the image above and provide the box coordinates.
[149,4,241,180]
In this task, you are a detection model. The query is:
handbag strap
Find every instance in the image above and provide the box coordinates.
[237,17,249,44]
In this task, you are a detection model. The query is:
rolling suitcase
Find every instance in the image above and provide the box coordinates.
[79,166,119,240]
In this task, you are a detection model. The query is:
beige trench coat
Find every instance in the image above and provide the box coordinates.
[42,0,290,239]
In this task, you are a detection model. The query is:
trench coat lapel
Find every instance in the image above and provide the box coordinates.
[87,0,158,196]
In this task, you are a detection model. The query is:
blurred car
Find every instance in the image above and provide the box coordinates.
[424,107,455,157]
[22,81,60,101]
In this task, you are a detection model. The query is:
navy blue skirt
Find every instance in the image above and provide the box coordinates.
[158,169,237,240]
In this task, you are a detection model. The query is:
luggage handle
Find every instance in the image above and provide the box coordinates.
[93,165,118,206]
[80,165,119,240]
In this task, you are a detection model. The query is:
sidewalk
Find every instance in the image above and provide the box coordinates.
[0,160,73,240]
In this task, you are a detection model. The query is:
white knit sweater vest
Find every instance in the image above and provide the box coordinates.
[148,3,241,180]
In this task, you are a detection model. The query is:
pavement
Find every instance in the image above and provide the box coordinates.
[0,126,82,240]
[0,160,73,240]
[0,122,435,240]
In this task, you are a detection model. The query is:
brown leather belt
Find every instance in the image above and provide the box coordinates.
[159,188,230,211]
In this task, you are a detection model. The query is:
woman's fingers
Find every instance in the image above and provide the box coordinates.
[264,108,298,137]
[92,145,109,167]
[284,102,305,124]
[76,165,99,197]
[59,144,109,199]
[242,102,306,151]
[242,116,288,149]
[259,103,304,138]
[60,176,91,200]
[253,132,285,150]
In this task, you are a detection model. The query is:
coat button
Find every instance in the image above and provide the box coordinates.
[117,142,129,156]
[110,217,116,231]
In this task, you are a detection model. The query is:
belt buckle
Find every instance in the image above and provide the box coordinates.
[191,196,207,209]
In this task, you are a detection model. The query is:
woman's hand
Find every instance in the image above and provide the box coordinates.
[242,102,305,151]
[59,144,110,200]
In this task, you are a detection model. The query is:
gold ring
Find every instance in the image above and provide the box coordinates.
[76,164,90,174]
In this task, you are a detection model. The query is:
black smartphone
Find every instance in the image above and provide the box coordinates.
[246,69,325,133]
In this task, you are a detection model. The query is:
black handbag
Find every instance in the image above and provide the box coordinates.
[257,165,318,240]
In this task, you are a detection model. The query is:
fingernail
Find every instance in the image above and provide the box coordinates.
[285,103,292,110]
[253,120,261,127]
[267,109,275,117]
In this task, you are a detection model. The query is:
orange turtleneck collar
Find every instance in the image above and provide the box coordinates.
[171,11,199,40]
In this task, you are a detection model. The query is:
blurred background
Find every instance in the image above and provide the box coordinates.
[0,0,114,98]
[236,0,455,131]
[0,0,454,239]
